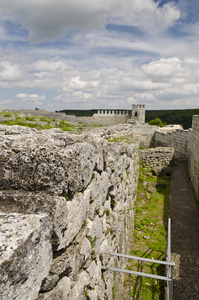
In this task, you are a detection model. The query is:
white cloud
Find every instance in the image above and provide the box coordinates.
[141,57,183,78]
[127,96,137,104]
[12,93,45,109]
[1,42,199,110]
[58,57,199,109]
[73,91,92,100]
[2,1,199,111]
[31,60,71,72]
[0,61,23,83]
[157,2,180,29]
[0,0,180,43]
[69,76,87,89]
[15,93,45,101]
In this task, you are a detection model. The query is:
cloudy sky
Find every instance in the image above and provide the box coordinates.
[0,0,199,111]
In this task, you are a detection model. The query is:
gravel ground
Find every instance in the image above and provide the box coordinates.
[170,161,199,300]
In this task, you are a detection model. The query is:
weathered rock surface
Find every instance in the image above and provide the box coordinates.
[0,191,69,250]
[0,213,52,300]
[2,142,99,195]
[151,166,171,177]
[37,276,71,299]
[0,124,140,299]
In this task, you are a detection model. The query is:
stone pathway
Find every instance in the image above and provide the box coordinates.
[170,161,199,300]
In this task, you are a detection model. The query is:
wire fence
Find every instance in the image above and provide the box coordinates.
[101,218,175,300]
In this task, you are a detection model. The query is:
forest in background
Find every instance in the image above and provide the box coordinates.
[145,109,199,129]
[57,109,199,129]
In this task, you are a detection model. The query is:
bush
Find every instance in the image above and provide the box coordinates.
[149,118,166,127]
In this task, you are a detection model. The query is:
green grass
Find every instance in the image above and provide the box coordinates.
[39,116,51,122]
[0,114,76,132]
[124,165,171,300]
[107,134,135,143]
[26,116,36,121]
[3,113,12,117]
[0,119,52,130]
[105,209,110,216]
[82,219,88,228]
[55,120,75,131]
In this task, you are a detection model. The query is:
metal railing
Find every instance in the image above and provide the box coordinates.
[101,218,175,300]
[166,218,174,300]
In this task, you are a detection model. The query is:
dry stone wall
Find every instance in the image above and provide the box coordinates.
[0,125,139,300]
[64,114,128,126]
[130,125,158,148]
[155,129,188,160]
[187,116,199,200]
[6,109,68,121]
[1,115,199,299]
[153,121,199,200]
[140,147,175,168]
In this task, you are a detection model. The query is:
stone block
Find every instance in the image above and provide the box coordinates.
[68,271,90,300]
[63,192,90,249]
[0,213,52,300]
[0,191,69,250]
[2,141,99,196]
[37,277,71,300]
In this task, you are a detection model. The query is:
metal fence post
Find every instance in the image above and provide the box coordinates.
[138,276,141,300]
[169,266,174,300]
[167,218,171,300]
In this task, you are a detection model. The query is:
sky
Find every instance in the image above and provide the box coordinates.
[0,0,199,111]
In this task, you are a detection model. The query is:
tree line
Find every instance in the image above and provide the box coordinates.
[145,109,199,129]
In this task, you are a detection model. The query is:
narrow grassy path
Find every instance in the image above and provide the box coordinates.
[124,165,171,299]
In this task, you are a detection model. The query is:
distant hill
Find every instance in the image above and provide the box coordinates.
[56,108,199,129]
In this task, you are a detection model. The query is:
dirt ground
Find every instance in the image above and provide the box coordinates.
[170,161,199,300]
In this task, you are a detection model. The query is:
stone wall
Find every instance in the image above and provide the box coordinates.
[140,147,175,168]
[0,125,139,300]
[6,109,130,126]
[130,125,158,148]
[187,116,199,200]
[1,114,199,299]
[155,129,188,160]
[104,124,158,148]
[7,109,68,121]
[65,114,129,126]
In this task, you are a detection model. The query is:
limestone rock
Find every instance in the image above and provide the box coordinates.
[0,123,141,299]
[4,125,37,135]
[140,147,174,168]
[80,236,92,260]
[62,192,90,249]
[2,142,99,196]
[68,271,90,300]
[50,245,74,278]
[37,277,71,300]
[40,274,59,292]
[0,191,68,250]
[50,233,90,281]
[151,166,171,177]
[0,213,52,300]
[87,215,102,255]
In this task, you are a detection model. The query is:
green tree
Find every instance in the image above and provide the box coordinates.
[149,118,166,127]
